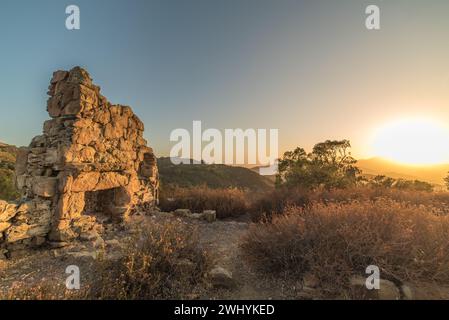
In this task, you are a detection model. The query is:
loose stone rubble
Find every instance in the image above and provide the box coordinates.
[0,67,159,257]
[173,209,217,222]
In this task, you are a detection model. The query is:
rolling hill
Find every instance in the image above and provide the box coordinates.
[157,157,274,192]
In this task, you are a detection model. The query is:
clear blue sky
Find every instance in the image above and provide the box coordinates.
[1,0,449,159]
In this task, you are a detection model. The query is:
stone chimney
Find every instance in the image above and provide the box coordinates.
[0,67,158,254]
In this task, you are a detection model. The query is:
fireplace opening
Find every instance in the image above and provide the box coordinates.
[82,187,131,222]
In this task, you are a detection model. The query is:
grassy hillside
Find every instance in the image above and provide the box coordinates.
[157,157,274,192]
[0,142,19,200]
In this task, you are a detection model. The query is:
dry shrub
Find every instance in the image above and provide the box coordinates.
[1,282,85,300]
[87,219,211,299]
[160,185,248,219]
[1,220,210,300]
[242,199,449,295]
[314,187,449,213]
[250,187,449,221]
[249,187,310,221]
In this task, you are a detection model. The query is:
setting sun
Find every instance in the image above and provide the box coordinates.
[371,118,449,165]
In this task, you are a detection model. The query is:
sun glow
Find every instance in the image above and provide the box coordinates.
[371,118,449,166]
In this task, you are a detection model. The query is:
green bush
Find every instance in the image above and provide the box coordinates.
[0,169,19,201]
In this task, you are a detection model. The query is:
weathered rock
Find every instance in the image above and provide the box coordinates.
[0,67,159,253]
[0,222,11,233]
[0,202,17,222]
[66,250,98,260]
[32,236,46,247]
[80,230,100,241]
[0,248,8,260]
[32,176,58,198]
[202,210,217,222]
[377,279,401,300]
[349,276,401,300]
[209,266,236,289]
[51,70,69,84]
[105,239,121,247]
[5,224,32,243]
[189,213,204,220]
[174,209,191,217]
[400,283,414,300]
[48,241,70,249]
[303,273,319,289]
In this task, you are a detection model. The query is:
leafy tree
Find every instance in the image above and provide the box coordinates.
[276,140,360,190]
[394,179,433,192]
[370,175,395,188]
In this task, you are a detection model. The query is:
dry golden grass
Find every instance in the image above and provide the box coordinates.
[250,187,449,221]
[87,220,211,299]
[242,199,449,296]
[1,220,211,300]
[1,283,84,300]
[160,185,249,219]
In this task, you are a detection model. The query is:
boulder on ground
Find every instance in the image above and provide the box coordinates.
[202,210,217,222]
[209,266,236,289]
[174,209,191,217]
[349,276,400,300]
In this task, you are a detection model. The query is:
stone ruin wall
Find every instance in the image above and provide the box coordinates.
[0,67,159,257]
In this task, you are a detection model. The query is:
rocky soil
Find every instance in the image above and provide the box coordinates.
[1,212,449,300]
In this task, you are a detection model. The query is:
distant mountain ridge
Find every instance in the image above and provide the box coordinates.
[357,157,449,186]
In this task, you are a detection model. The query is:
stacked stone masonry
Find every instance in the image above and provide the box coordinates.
[0,67,159,256]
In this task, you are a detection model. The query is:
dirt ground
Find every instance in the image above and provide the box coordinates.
[1,213,449,300]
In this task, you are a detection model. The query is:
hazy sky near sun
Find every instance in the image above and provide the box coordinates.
[1,0,449,160]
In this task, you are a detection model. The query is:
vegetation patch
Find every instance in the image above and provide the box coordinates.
[242,198,449,297]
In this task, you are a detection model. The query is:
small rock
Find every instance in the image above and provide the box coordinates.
[303,273,319,288]
[349,276,400,300]
[105,239,121,247]
[80,230,100,241]
[189,213,203,220]
[0,203,17,222]
[378,279,401,300]
[0,248,8,260]
[209,266,236,289]
[0,222,11,233]
[174,209,191,217]
[48,241,69,249]
[400,283,414,300]
[32,236,46,247]
[202,210,216,222]
[8,249,29,259]
[66,250,98,260]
